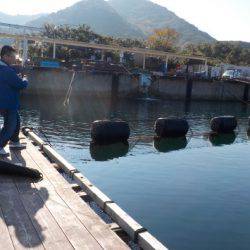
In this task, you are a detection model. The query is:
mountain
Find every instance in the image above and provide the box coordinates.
[27,0,144,38]
[223,41,250,50]
[0,12,46,25]
[109,0,216,45]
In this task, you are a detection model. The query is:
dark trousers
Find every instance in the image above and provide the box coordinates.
[0,110,20,148]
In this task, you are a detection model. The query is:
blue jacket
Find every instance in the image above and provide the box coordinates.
[0,61,28,110]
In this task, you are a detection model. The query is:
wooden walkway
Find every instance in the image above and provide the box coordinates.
[0,135,129,250]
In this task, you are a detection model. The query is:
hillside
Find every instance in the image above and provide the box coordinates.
[27,0,144,38]
[109,0,216,45]
[0,12,45,25]
[223,41,250,50]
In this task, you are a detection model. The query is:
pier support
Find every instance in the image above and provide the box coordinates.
[22,39,28,66]
[165,56,169,75]
[186,64,193,101]
[53,42,56,59]
[101,51,105,61]
[111,74,120,101]
[204,59,208,78]
[119,51,124,63]
[243,84,249,102]
[143,54,146,70]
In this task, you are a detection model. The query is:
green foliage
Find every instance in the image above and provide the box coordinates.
[28,24,249,67]
[28,24,146,62]
[183,42,250,66]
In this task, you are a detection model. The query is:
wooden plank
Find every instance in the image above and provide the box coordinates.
[138,232,168,250]
[16,189,74,250]
[15,146,70,189]
[55,187,129,250]
[0,207,14,250]
[9,150,74,250]
[105,203,145,241]
[42,145,77,174]
[13,149,103,250]
[23,138,129,249]
[0,177,44,250]
[27,131,46,147]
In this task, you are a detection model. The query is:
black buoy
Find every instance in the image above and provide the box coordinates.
[154,118,189,138]
[91,120,130,144]
[247,117,250,136]
[154,137,187,153]
[210,116,237,133]
[90,142,129,161]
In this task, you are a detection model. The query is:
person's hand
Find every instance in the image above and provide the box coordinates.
[23,75,28,81]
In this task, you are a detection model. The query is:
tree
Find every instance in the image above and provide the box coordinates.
[147,28,179,52]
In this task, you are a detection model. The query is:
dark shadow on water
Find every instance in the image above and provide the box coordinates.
[0,152,48,248]
[209,132,236,146]
[154,137,188,153]
[247,128,250,138]
[90,141,129,161]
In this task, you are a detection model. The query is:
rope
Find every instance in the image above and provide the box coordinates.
[63,71,76,106]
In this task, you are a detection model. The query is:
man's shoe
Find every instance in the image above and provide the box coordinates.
[0,148,9,156]
[9,142,26,149]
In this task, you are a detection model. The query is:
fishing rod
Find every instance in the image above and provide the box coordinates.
[63,71,76,106]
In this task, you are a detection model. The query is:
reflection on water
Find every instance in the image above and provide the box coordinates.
[154,137,188,153]
[209,132,237,146]
[90,142,129,161]
[14,96,250,250]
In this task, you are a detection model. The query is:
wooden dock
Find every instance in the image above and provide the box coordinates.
[0,134,130,249]
[0,130,168,250]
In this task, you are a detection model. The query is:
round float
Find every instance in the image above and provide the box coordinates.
[210,116,237,133]
[91,120,130,144]
[154,118,189,138]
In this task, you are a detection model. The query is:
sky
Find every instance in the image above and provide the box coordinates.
[0,0,249,42]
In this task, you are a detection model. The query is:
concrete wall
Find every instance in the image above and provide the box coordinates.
[118,74,139,98]
[25,68,139,98]
[150,77,249,101]
[24,68,249,102]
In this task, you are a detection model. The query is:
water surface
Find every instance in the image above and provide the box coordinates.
[15,96,250,250]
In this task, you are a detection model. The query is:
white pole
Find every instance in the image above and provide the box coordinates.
[22,39,28,66]
[205,59,208,77]
[165,56,169,74]
[53,42,56,59]
[143,54,146,70]
[101,51,105,61]
[119,51,124,63]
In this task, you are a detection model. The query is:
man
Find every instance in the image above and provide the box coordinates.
[0,45,28,156]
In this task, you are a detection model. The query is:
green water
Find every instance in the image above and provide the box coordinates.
[17,96,250,250]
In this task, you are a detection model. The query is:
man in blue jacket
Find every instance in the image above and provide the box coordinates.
[0,45,28,156]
